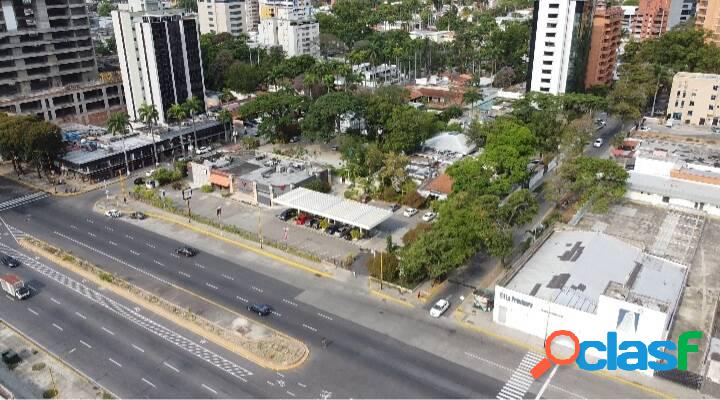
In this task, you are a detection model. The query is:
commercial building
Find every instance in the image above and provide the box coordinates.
[257,0,319,57]
[408,30,455,43]
[112,0,206,124]
[585,2,622,89]
[526,0,595,95]
[495,229,688,376]
[626,138,720,216]
[666,72,720,126]
[197,0,259,35]
[633,0,695,40]
[696,0,720,45]
[0,0,126,123]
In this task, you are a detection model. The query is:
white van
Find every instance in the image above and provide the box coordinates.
[665,119,675,128]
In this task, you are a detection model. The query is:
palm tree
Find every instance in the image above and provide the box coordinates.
[184,96,203,154]
[168,103,187,159]
[220,88,234,105]
[138,103,160,166]
[217,109,233,143]
[463,89,483,119]
[106,112,131,176]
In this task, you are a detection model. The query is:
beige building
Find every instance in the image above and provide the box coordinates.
[197,0,260,35]
[696,0,720,45]
[667,72,720,127]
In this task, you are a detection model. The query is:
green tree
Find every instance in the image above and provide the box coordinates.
[217,109,233,142]
[463,88,483,118]
[237,90,306,141]
[97,0,114,16]
[550,156,629,212]
[184,96,204,153]
[138,103,160,166]
[177,0,197,11]
[167,103,188,158]
[225,62,266,93]
[106,112,131,176]
[378,152,409,192]
[301,92,363,140]
[383,107,439,153]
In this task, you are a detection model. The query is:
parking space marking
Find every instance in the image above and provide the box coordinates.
[178,271,191,278]
[163,362,179,373]
[317,313,333,321]
[282,299,298,307]
[125,235,134,240]
[194,263,206,269]
[50,297,61,305]
[88,232,96,238]
[142,378,156,388]
[80,340,92,349]
[27,308,38,316]
[109,241,118,246]
[302,324,317,332]
[132,344,145,353]
[201,384,217,395]
[75,311,87,320]
[154,260,165,267]
[102,326,115,336]
[130,250,140,256]
[236,296,248,303]
[206,282,218,290]
[271,311,282,317]
[52,323,63,331]
[109,358,122,368]
[221,274,234,281]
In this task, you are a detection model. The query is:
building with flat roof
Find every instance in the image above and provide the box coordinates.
[633,0,695,40]
[257,0,319,57]
[696,0,720,45]
[585,2,622,89]
[667,72,720,127]
[495,230,688,375]
[197,0,259,36]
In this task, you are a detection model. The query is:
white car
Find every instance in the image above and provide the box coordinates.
[403,208,418,217]
[105,209,121,218]
[145,169,155,178]
[196,146,211,154]
[422,212,436,222]
[593,138,603,148]
[639,126,651,132]
[430,299,450,318]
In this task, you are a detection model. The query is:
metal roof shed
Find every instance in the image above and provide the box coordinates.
[273,188,393,231]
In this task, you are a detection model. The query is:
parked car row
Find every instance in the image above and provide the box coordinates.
[276,209,364,241]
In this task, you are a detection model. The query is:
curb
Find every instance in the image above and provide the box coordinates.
[19,239,310,371]
[369,289,414,308]
[142,209,334,279]
[1,320,118,399]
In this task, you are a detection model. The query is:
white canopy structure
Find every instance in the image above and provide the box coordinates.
[423,132,477,155]
[273,188,393,231]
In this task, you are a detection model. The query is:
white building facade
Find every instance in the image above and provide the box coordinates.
[257,0,319,57]
[112,0,206,124]
[527,0,594,94]
[197,0,259,36]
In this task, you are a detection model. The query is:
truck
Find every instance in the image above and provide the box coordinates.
[0,274,30,300]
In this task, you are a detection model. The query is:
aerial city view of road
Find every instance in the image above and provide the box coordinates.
[0,0,719,398]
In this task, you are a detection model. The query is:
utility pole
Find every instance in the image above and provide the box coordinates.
[258,211,263,249]
[380,252,383,290]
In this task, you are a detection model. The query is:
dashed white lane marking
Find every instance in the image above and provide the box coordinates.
[178,271,191,278]
[125,235,134,240]
[318,313,333,321]
[302,324,317,332]
[80,340,92,349]
[105,226,114,232]
[27,308,38,316]
[236,296,248,303]
[142,378,156,388]
[282,299,298,307]
[251,286,263,293]
[27,284,37,291]
[88,232,96,238]
[70,225,77,229]
[86,219,93,224]
[286,391,295,397]
[496,351,543,400]
[75,311,87,320]
[163,362,179,373]
[68,347,76,354]
[201,384,217,395]
[132,344,145,353]
[109,358,122,368]
[194,263,206,269]
[206,282,218,290]
[221,274,234,281]
[271,311,282,317]
[52,323,63,331]
[153,260,165,267]
[266,380,274,386]
[109,241,118,246]
[276,372,285,378]
[297,383,307,388]
[130,250,140,256]
[50,297,61,305]
[102,326,115,336]
[146,243,156,249]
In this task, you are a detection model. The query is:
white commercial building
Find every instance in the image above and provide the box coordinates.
[527,0,594,94]
[112,0,206,124]
[351,63,402,88]
[257,0,319,57]
[495,230,688,375]
[197,0,260,35]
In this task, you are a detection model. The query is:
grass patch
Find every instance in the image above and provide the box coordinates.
[42,388,58,399]
[31,362,45,371]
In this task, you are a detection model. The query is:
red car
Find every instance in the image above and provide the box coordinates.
[295,213,308,225]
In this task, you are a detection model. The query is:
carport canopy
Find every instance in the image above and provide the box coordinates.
[274,188,393,231]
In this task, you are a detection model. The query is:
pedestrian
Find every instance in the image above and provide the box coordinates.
[417,291,421,299]
[123,197,127,204]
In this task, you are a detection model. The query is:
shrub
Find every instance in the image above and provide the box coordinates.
[242,137,260,150]
[366,252,399,281]
[381,185,399,202]
[350,228,362,240]
[200,184,214,193]
[402,222,432,245]
[32,362,45,371]
[303,178,331,193]
[99,272,114,283]
[402,190,426,209]
[173,161,188,177]
[171,181,183,190]
[43,388,58,399]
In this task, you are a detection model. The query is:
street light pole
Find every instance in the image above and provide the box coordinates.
[380,252,383,290]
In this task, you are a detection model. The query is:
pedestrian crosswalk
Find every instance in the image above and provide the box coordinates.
[0,192,48,212]
[496,351,543,400]
[3,224,27,242]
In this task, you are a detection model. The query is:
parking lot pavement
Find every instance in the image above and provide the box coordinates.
[357,201,427,251]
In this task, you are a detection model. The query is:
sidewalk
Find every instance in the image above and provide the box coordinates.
[0,161,119,197]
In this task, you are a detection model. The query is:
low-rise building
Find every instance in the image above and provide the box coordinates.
[351,63,402,88]
[666,72,720,127]
[417,173,453,200]
[408,30,454,43]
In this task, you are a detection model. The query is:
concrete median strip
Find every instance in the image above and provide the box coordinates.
[19,236,309,371]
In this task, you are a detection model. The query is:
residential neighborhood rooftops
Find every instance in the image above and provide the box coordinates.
[628,172,720,205]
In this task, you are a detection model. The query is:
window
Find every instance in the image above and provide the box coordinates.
[549,3,559,7]
[543,60,552,65]
[540,87,550,92]
[662,196,670,203]
[544,51,554,56]
[546,32,556,37]
[675,101,678,107]
[712,95,717,100]
[541,78,550,83]
[689,101,695,106]
[688,110,693,116]
[683,91,686,98]
[681,101,685,107]
[545,41,555,47]
[542,69,551,74]
[714,85,719,91]
[548,14,558,19]
[710,105,715,110]
[547,23,557,28]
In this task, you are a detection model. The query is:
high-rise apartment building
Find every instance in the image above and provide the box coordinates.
[197,0,259,36]
[696,0,720,45]
[0,0,125,122]
[526,0,595,94]
[257,0,319,57]
[585,2,622,88]
[667,72,720,126]
[633,0,695,40]
[113,0,205,124]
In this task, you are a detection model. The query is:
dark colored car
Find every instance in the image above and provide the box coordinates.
[305,217,321,229]
[335,225,351,237]
[1,255,20,268]
[247,304,272,316]
[129,211,146,220]
[389,203,401,212]
[133,177,145,185]
[277,209,297,221]
[174,247,197,257]
[324,223,341,235]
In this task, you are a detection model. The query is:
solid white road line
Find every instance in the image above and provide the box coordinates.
[108,358,122,368]
[80,340,92,349]
[68,348,76,354]
[52,323,63,331]
[75,311,87,320]
[163,362,180,373]
[50,297,61,305]
[194,263,206,269]
[142,378,156,388]
[27,308,39,316]
[154,260,164,266]
[201,384,217,395]
[132,344,145,353]
[102,326,115,335]
[178,271,191,278]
